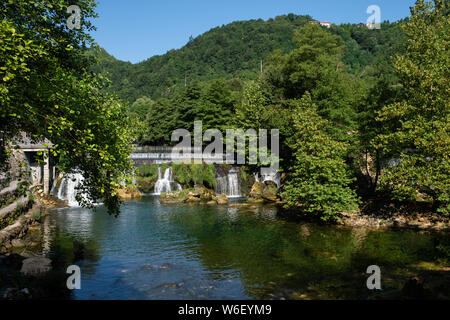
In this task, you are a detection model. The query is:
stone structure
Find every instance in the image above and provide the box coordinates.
[12,133,55,194]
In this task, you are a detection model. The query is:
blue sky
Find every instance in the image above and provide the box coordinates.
[92,0,416,63]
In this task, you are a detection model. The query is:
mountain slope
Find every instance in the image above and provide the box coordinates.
[93,14,405,103]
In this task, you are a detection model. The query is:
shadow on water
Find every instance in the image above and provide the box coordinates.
[47,196,450,300]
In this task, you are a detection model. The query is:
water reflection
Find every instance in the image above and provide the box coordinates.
[48,196,450,300]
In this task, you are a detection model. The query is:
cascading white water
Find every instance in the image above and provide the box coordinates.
[227,168,241,197]
[51,173,85,206]
[154,167,182,195]
[215,167,241,198]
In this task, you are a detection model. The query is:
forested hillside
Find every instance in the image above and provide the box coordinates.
[93,14,406,103]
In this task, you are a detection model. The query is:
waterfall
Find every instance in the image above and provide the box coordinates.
[154,167,182,195]
[215,167,241,198]
[51,173,85,206]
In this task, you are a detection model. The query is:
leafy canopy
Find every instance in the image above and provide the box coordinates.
[375,0,449,213]
[0,0,134,216]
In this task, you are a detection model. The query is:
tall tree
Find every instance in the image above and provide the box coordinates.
[263,23,361,140]
[0,0,134,216]
[375,0,449,213]
[281,93,360,221]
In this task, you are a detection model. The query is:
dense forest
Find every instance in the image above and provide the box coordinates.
[2,0,448,220]
[92,14,408,146]
[93,14,406,103]
[90,1,448,220]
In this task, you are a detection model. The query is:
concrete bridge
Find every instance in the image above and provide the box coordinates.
[131,146,231,166]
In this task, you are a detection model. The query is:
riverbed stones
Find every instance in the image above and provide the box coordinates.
[20,256,52,276]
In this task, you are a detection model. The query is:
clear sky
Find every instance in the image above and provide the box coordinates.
[92,0,416,63]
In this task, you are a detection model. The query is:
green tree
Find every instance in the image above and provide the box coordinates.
[129,96,154,120]
[143,98,178,145]
[198,79,235,131]
[235,80,268,130]
[281,93,360,221]
[0,0,134,216]
[263,23,360,140]
[375,0,449,213]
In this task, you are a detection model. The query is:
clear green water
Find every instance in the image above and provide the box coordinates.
[47,196,450,300]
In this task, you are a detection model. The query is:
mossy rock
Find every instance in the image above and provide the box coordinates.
[160,190,188,203]
[116,188,142,199]
[249,182,265,199]
[217,194,229,205]
[186,196,202,203]
[262,181,279,202]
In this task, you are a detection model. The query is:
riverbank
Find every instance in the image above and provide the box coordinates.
[337,196,450,231]
[0,188,71,300]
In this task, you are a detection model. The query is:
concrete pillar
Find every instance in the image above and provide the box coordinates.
[43,158,49,194]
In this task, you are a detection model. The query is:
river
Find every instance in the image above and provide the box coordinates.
[45,196,449,300]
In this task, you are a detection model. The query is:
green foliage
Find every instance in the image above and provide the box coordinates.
[94,14,312,102]
[0,0,134,216]
[93,15,405,105]
[281,94,360,221]
[235,80,269,130]
[374,0,449,213]
[135,163,216,190]
[138,78,240,145]
[172,163,216,189]
[263,23,361,141]
[137,164,164,179]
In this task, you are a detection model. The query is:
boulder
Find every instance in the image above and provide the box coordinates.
[160,191,186,203]
[11,239,26,248]
[200,188,215,202]
[186,195,201,203]
[217,194,229,205]
[20,257,52,276]
[116,188,142,200]
[262,181,279,202]
[249,182,265,199]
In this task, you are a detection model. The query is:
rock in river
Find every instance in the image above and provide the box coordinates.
[20,257,52,276]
